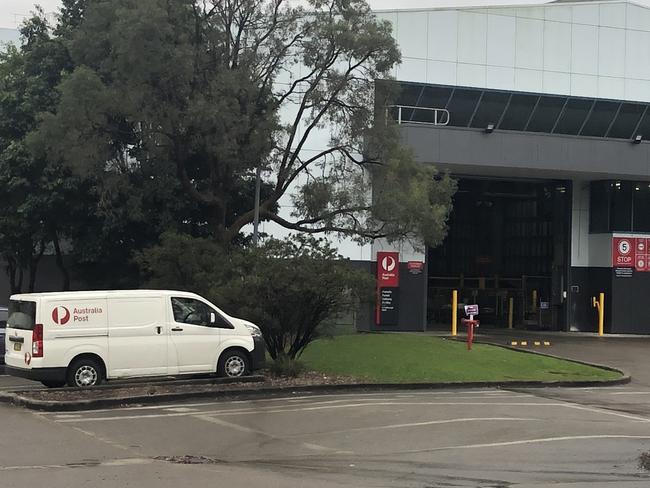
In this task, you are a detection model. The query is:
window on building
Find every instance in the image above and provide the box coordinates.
[633,184,650,232]
[608,103,645,139]
[554,99,593,135]
[581,101,620,137]
[527,96,566,133]
[469,91,510,129]
[610,181,633,232]
[447,89,482,127]
[499,94,538,130]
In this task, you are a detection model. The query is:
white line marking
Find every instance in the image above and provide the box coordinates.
[54,402,565,423]
[291,417,541,437]
[164,407,198,413]
[194,415,348,453]
[403,435,650,453]
[0,458,154,471]
[610,391,650,396]
[36,390,518,415]
[560,403,650,423]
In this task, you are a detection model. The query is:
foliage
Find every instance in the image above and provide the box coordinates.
[136,233,374,359]
[268,356,306,378]
[36,0,455,246]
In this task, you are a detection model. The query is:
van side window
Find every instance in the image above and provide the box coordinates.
[170,297,232,328]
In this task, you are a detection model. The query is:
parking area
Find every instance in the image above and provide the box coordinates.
[3,335,650,486]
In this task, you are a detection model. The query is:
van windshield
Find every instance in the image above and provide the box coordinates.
[8,300,37,330]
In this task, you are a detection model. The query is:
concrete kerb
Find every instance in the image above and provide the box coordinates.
[0,375,630,413]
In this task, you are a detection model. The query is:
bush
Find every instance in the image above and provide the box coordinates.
[136,233,374,360]
[268,356,306,378]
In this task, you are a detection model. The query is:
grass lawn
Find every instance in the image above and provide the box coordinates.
[300,333,622,383]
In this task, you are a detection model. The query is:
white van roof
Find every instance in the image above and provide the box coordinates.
[10,290,200,301]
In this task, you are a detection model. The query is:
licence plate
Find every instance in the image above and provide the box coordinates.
[13,343,21,351]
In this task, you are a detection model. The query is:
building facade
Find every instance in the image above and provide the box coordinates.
[363,0,650,334]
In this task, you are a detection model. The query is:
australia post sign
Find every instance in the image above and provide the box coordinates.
[612,235,650,272]
[376,252,400,326]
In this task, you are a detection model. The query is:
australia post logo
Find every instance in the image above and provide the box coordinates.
[52,306,71,325]
[377,251,400,287]
[52,305,103,325]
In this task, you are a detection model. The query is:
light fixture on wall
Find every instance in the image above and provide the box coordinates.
[633,134,643,144]
[485,123,495,134]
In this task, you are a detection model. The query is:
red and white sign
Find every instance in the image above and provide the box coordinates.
[407,261,424,274]
[613,236,650,271]
[377,251,400,287]
[52,306,71,325]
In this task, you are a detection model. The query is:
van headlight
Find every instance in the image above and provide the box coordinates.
[245,324,262,338]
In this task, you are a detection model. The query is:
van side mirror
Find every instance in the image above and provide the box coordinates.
[210,312,216,325]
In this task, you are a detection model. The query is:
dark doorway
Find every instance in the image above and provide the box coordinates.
[427,178,571,331]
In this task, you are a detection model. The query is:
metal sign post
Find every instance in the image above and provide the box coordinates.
[461,305,480,351]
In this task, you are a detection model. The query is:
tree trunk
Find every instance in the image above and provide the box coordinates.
[53,231,71,291]
[28,241,46,293]
[7,257,20,294]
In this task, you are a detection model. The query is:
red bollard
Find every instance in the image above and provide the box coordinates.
[461,318,480,350]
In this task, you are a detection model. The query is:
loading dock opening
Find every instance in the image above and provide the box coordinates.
[427,178,570,331]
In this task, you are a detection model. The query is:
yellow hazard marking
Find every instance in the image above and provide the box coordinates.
[544,341,551,346]
[511,341,518,346]
[534,341,541,346]
[520,341,528,346]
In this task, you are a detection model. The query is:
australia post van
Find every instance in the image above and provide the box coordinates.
[4,290,265,388]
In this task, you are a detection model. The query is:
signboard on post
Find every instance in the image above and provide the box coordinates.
[464,304,479,317]
[376,251,400,326]
[612,235,650,272]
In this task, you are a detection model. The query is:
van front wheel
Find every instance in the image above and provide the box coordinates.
[67,358,104,388]
[217,350,249,378]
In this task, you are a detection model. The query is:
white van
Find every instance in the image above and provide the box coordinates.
[4,290,265,388]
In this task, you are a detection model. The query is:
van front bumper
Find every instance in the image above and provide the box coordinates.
[4,365,66,383]
[250,336,266,371]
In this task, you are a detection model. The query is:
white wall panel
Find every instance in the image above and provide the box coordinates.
[571,73,598,98]
[427,60,457,85]
[515,18,544,70]
[516,7,544,20]
[545,5,572,23]
[487,14,516,67]
[627,4,650,32]
[543,71,570,95]
[571,24,598,75]
[428,10,458,63]
[572,4,599,26]
[598,27,625,78]
[397,11,428,60]
[543,21,571,72]
[625,78,650,103]
[599,3,626,29]
[598,76,625,100]
[486,66,515,90]
[395,57,427,83]
[625,30,650,80]
[515,68,543,92]
[457,63,486,87]
[457,11,487,65]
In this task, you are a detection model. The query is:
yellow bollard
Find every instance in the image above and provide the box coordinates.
[593,293,605,336]
[507,296,513,328]
[452,289,458,337]
[598,292,605,336]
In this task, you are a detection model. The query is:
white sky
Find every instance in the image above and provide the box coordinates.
[3,0,650,29]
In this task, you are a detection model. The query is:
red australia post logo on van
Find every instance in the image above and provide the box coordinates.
[52,306,71,325]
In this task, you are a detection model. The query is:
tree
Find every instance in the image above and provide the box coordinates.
[136,233,373,360]
[36,0,455,248]
[0,11,83,292]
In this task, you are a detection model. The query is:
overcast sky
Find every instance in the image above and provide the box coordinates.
[4,0,650,29]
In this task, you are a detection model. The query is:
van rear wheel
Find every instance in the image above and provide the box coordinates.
[67,358,104,388]
[217,350,249,378]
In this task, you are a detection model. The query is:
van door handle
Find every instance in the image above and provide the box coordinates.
[171,327,183,332]
[156,326,162,334]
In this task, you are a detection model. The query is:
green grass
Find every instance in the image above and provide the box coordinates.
[300,333,622,383]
